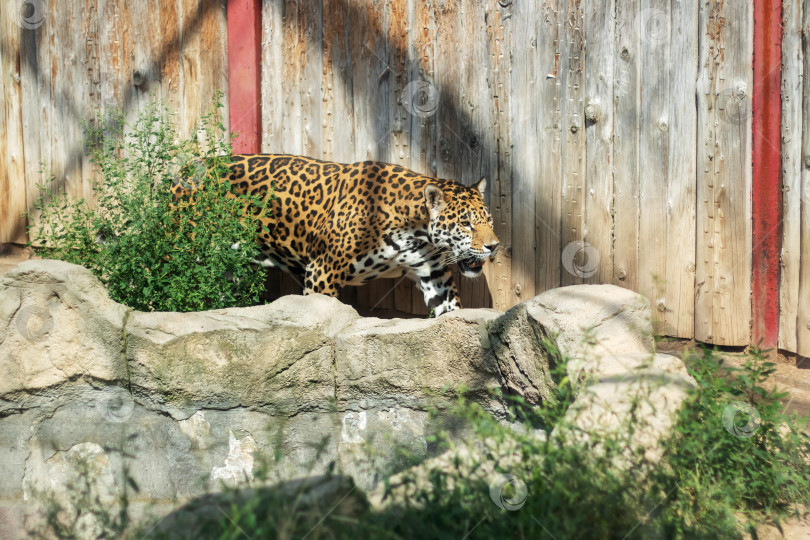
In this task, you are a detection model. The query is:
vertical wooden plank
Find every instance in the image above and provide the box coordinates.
[780,0,803,352]
[81,0,102,204]
[583,0,615,286]
[751,0,783,349]
[638,0,671,330]
[99,0,123,126]
[485,0,513,312]
[695,0,753,345]
[467,2,497,309]
[408,0,437,177]
[116,1,135,127]
[665,0,698,338]
[344,1,393,312]
[388,0,414,314]
[159,0,182,112]
[406,0,438,315]
[434,2,461,183]
[300,0,323,158]
[323,0,356,313]
[322,0,355,163]
[462,1,495,309]
[261,0,285,152]
[432,1,490,309]
[367,2,395,312]
[54,0,81,200]
[509,0,540,302]
[144,0,164,103]
[281,0,302,155]
[560,0,587,288]
[19,0,48,231]
[797,3,810,357]
[197,0,228,129]
[612,0,640,292]
[231,0,263,155]
[127,0,149,116]
[320,0,335,161]
[0,4,28,243]
[180,0,202,138]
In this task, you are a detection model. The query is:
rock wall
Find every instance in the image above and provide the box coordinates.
[0,260,693,538]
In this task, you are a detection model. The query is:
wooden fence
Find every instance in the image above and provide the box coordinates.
[1,0,807,354]
[257,0,754,345]
[780,0,810,357]
[0,0,229,242]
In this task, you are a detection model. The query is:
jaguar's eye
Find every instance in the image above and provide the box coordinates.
[464,221,474,230]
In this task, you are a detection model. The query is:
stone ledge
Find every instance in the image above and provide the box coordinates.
[0,260,694,532]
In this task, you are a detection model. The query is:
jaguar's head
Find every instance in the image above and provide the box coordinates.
[424,178,500,278]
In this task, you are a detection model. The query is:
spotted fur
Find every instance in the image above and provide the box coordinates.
[179,154,499,316]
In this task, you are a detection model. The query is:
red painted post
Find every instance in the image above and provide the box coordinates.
[751,0,782,349]
[227,0,262,154]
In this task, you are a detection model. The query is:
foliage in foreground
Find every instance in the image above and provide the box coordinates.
[27,94,271,312]
[32,348,810,539]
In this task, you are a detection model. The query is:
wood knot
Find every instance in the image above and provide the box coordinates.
[585,101,601,123]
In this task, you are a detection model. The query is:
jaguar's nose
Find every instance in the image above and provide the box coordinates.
[485,241,500,255]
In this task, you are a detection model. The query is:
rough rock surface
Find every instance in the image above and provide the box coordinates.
[0,261,694,537]
[368,286,695,507]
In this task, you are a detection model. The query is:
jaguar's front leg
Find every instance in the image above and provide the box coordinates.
[303,256,344,297]
[415,267,461,316]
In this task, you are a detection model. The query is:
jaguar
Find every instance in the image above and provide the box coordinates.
[179,154,499,316]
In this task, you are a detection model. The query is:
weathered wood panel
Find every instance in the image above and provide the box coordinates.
[484,1,512,312]
[251,0,762,340]
[695,0,753,345]
[583,0,615,287]
[3,0,772,348]
[559,0,587,289]
[798,1,810,357]
[665,0,699,338]
[1,0,229,243]
[509,1,541,303]
[638,0,671,330]
[612,0,641,292]
[0,3,28,243]
[780,0,803,353]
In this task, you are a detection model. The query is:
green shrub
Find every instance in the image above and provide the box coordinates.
[27,93,271,312]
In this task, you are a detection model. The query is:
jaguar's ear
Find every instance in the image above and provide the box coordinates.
[474,177,487,196]
[424,184,446,215]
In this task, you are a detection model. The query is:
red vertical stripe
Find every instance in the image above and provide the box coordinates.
[752,0,782,348]
[227,0,262,154]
